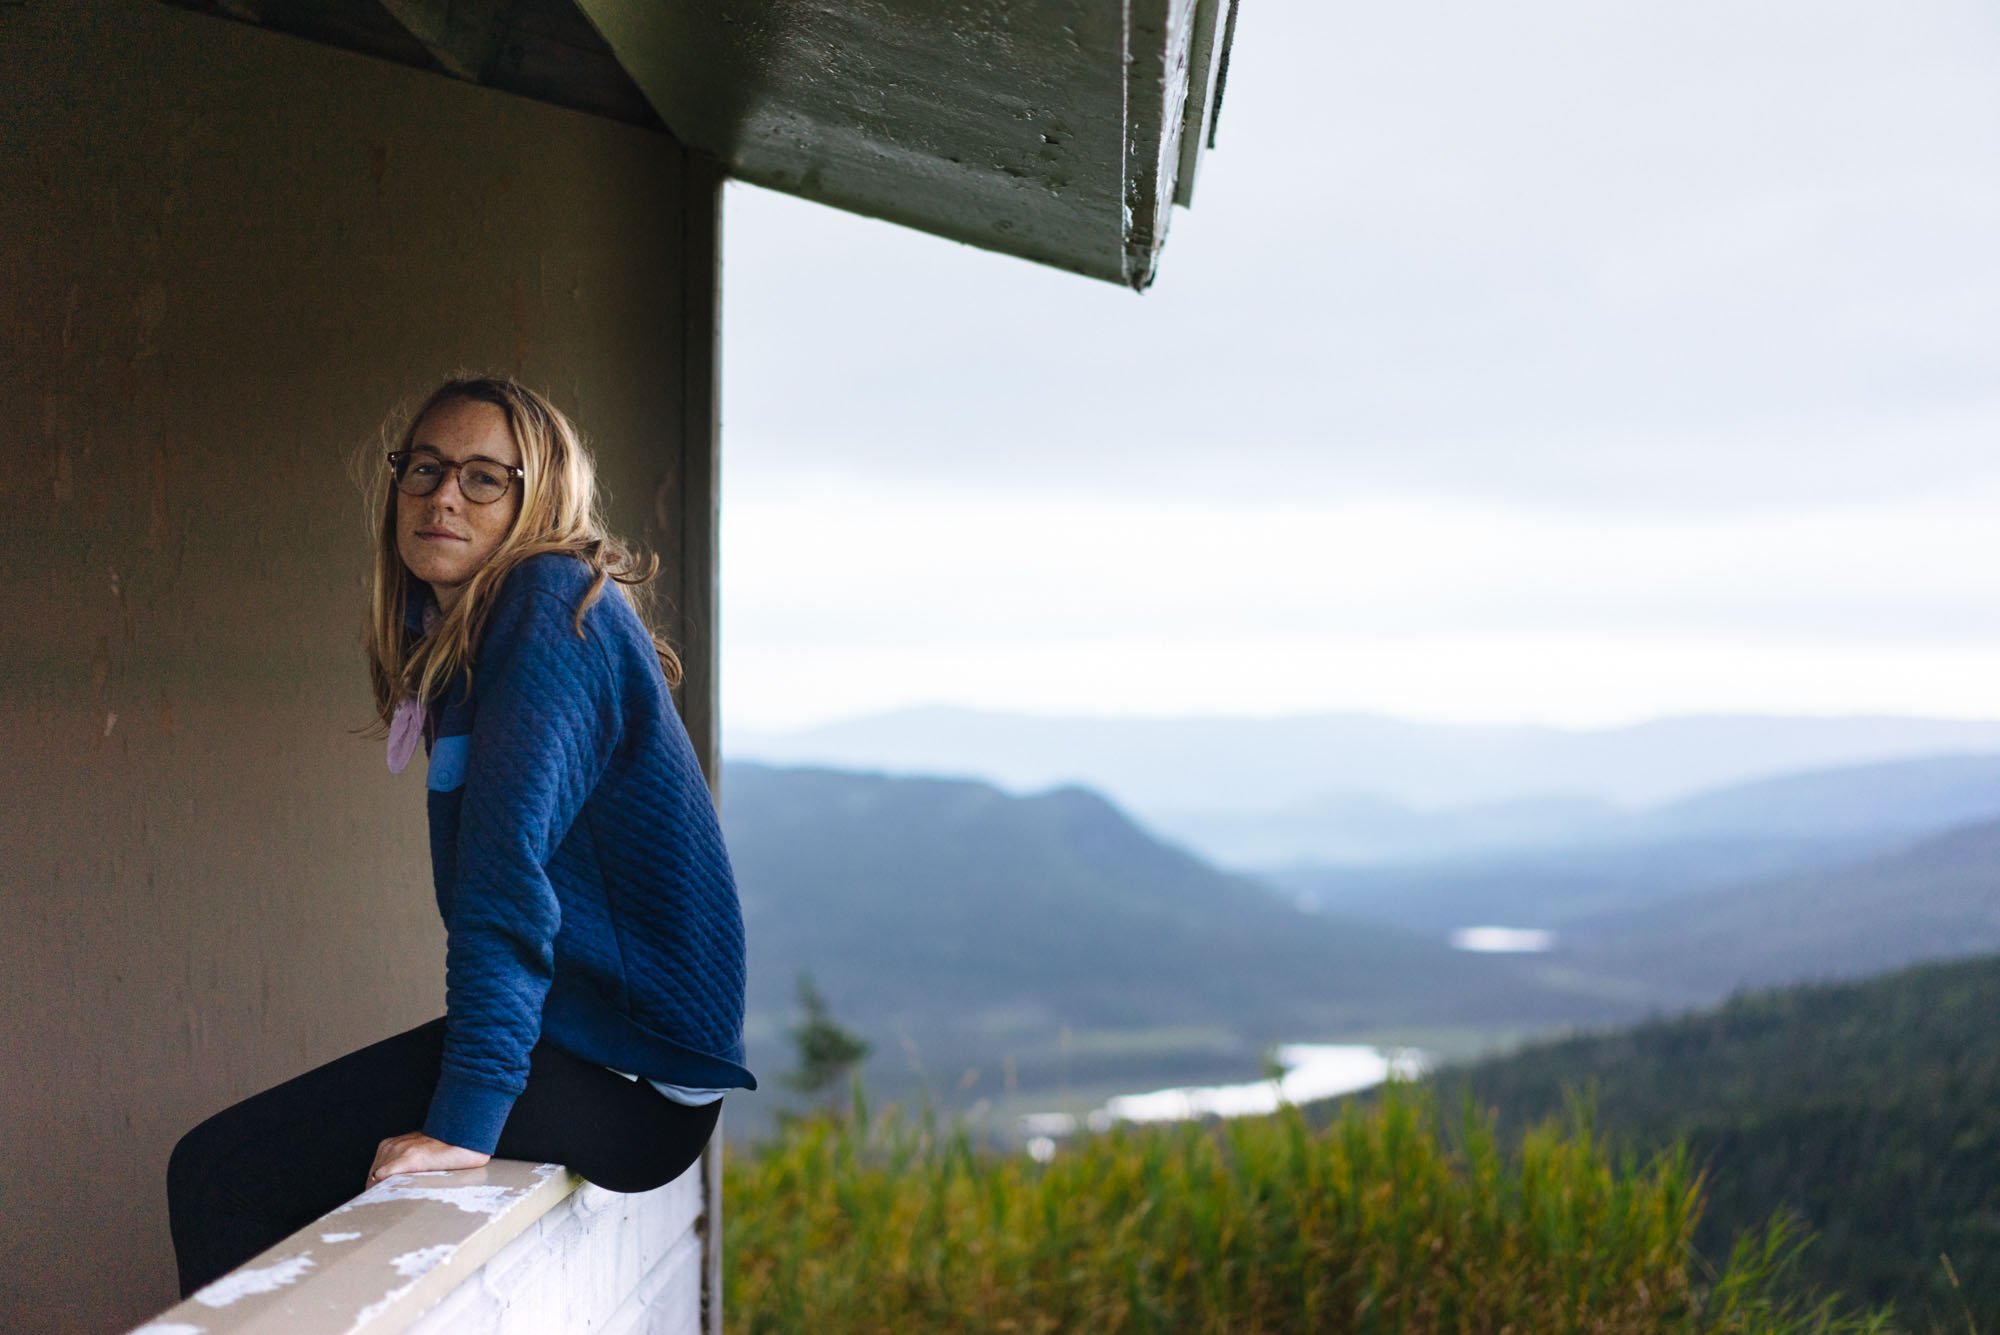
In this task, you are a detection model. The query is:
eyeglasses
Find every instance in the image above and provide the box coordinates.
[387,451,523,505]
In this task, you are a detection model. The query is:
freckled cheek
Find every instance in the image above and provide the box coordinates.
[477,502,521,559]
[393,502,420,558]
[395,516,428,570]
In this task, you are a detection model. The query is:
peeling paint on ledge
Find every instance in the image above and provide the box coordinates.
[330,1175,531,1217]
[352,1281,420,1328]
[353,1250,457,1329]
[119,1159,652,1333]
[192,1251,315,1306]
[349,1236,470,1327]
[391,1243,458,1278]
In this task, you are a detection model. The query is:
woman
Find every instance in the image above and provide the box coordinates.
[167,377,753,1297]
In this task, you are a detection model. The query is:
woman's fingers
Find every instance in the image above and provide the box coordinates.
[366,1131,492,1187]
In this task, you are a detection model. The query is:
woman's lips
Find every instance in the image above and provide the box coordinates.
[415,528,467,542]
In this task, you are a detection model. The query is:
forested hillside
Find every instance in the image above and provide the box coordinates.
[1434,954,2000,1326]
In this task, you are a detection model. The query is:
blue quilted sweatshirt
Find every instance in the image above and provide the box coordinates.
[418,552,753,1153]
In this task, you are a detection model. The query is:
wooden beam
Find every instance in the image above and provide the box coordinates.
[159,0,662,126]
[1173,0,1230,208]
[654,148,722,790]
[660,144,728,1335]
[374,0,510,81]
[632,130,724,1335]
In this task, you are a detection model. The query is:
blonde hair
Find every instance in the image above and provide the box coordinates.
[363,376,681,730]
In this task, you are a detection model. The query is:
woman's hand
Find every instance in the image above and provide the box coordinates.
[367,1132,491,1187]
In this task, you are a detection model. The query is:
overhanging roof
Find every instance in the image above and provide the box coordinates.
[165,0,1237,289]
[575,0,1236,289]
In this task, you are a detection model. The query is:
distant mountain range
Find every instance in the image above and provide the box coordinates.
[719,762,1643,1118]
[721,749,2000,1132]
[1231,750,2000,868]
[1270,835,1870,940]
[727,708,2000,866]
[1272,752,2000,937]
[1566,815,2000,1000]
[1273,766,2000,1007]
[1633,751,2000,843]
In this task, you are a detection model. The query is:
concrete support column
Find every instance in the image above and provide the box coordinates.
[653,151,724,790]
[643,144,728,1335]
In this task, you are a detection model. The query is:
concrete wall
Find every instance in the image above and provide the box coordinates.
[409,1173,706,1334]
[0,6,709,1330]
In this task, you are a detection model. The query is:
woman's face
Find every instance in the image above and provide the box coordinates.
[395,396,523,611]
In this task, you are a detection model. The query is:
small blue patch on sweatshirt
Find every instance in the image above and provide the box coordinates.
[428,735,469,792]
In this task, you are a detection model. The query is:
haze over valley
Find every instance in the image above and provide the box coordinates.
[731,706,2000,866]
[722,709,2000,1134]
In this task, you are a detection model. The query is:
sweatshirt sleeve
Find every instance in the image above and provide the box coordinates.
[422,577,622,1153]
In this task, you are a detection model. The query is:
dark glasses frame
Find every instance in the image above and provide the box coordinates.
[387,450,524,505]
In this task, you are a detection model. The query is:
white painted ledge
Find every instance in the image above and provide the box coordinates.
[130,1160,705,1335]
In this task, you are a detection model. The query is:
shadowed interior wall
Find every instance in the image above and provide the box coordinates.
[0,6,709,1330]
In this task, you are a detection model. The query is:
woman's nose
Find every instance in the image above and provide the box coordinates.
[429,471,466,508]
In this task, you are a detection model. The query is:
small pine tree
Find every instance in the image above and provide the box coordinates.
[784,973,871,1106]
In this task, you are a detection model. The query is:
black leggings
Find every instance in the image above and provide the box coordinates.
[166,1017,721,1297]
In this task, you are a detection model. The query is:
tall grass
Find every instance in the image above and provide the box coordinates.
[724,1085,1892,1334]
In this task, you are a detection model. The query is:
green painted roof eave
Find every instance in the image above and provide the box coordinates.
[574,0,1237,290]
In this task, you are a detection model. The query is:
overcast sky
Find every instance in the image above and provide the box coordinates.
[716,0,2000,733]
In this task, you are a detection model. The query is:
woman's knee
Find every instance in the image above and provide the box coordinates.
[582,1147,700,1195]
[582,1103,721,1194]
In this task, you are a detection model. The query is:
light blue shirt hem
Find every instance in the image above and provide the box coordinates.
[608,1066,728,1107]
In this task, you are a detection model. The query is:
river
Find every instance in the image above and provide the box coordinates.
[1019,1043,1430,1160]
